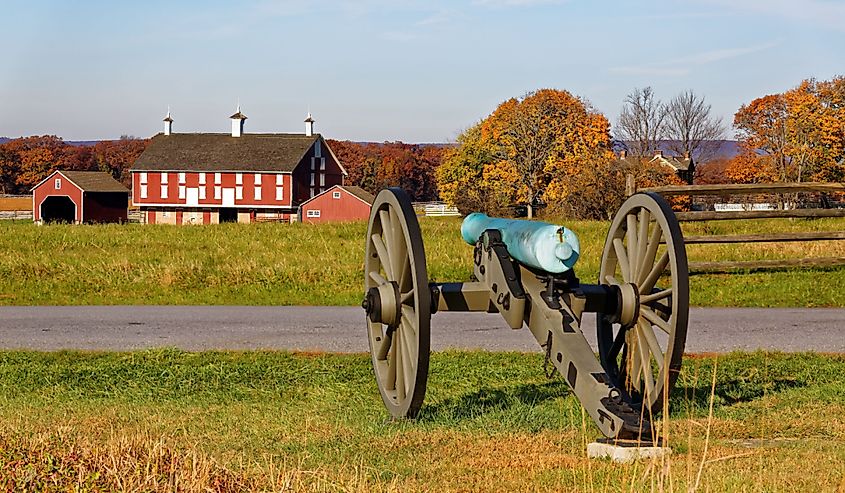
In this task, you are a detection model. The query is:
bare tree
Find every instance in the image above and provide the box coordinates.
[615,87,666,157]
[664,90,726,161]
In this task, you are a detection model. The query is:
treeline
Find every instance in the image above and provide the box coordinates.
[0,136,148,194]
[326,140,444,201]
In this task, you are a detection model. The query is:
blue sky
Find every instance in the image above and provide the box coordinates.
[1,0,843,142]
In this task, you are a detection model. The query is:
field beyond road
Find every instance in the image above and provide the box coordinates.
[1,350,844,491]
[2,218,845,307]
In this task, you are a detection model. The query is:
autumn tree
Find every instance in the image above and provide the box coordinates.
[326,139,442,201]
[734,76,845,183]
[92,136,149,186]
[437,88,617,219]
[663,90,725,161]
[722,152,776,184]
[615,87,665,157]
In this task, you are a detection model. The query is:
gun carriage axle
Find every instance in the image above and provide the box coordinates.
[362,188,688,440]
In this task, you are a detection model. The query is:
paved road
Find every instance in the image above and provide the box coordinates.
[0,306,842,353]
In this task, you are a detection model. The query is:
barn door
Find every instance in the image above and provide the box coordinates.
[222,188,235,207]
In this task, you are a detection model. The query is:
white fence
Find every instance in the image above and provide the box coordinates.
[413,202,460,217]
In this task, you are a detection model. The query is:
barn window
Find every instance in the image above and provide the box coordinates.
[236,173,243,185]
[178,185,186,199]
[319,174,325,186]
[275,186,283,201]
[214,173,221,184]
[140,185,148,199]
[332,191,341,199]
[140,172,148,184]
[199,173,206,185]
[254,174,262,185]
[236,186,243,200]
[310,159,316,171]
[276,174,284,185]
[178,172,186,184]
[54,178,61,189]
[214,186,221,200]
[319,158,325,170]
[254,186,262,201]
[310,187,315,198]
[161,184,168,199]
[161,173,168,184]
[199,186,206,200]
[314,140,322,157]
[310,174,315,186]
[307,209,321,218]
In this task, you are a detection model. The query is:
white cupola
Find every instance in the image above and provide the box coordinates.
[230,104,247,137]
[304,112,315,137]
[163,107,173,136]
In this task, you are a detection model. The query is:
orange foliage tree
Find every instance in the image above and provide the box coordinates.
[326,140,442,201]
[735,76,845,183]
[437,88,618,219]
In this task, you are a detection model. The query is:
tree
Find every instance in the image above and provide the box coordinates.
[92,137,149,186]
[723,152,776,184]
[437,88,616,218]
[615,87,665,157]
[663,90,725,161]
[734,76,845,183]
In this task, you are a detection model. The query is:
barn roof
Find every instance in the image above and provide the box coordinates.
[340,186,375,205]
[58,171,129,193]
[132,133,320,172]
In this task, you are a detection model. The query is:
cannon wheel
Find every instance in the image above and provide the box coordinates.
[597,192,689,415]
[364,188,431,419]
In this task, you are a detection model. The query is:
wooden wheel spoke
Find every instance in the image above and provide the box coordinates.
[400,322,415,392]
[640,288,672,304]
[400,290,414,305]
[636,330,655,398]
[605,275,620,286]
[395,329,405,400]
[641,307,672,334]
[635,209,650,281]
[626,212,638,279]
[376,330,391,361]
[400,306,418,335]
[638,223,663,285]
[640,251,670,293]
[371,234,394,280]
[369,271,388,286]
[613,238,631,282]
[388,208,408,286]
[638,319,664,371]
[629,333,642,392]
[387,330,397,391]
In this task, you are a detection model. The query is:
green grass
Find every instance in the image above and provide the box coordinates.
[2,217,845,306]
[1,350,844,491]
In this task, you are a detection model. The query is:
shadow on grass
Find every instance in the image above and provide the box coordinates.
[671,376,805,411]
[418,380,571,422]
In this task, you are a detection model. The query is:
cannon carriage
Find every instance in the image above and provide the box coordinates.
[361,188,688,440]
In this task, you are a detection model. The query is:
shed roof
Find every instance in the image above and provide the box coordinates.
[132,133,320,172]
[340,186,375,205]
[60,171,129,193]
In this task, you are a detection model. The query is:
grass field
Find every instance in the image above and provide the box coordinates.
[1,217,845,307]
[1,350,843,491]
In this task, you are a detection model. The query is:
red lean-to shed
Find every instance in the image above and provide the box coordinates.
[299,185,374,223]
[31,171,129,224]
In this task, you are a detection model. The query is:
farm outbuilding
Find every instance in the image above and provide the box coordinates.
[32,171,129,224]
[299,185,374,223]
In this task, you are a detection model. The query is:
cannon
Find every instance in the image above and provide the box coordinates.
[361,188,688,440]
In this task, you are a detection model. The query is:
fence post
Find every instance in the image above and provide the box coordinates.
[625,174,636,197]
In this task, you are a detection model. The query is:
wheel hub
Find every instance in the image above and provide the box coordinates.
[363,281,401,326]
[617,282,640,328]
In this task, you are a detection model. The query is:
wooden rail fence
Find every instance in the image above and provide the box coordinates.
[629,176,845,273]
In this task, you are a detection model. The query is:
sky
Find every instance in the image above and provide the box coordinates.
[1,0,843,143]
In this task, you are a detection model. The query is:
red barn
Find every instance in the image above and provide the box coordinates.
[130,109,347,225]
[299,185,374,223]
[32,171,129,224]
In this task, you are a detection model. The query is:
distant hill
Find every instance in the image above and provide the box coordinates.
[616,140,740,161]
[0,137,9,144]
